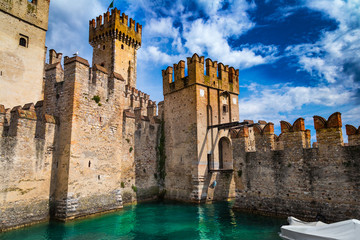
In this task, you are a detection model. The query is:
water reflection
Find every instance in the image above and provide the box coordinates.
[0,201,285,240]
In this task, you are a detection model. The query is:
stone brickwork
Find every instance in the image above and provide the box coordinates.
[163,54,239,202]
[89,8,141,88]
[2,3,360,233]
[345,124,360,146]
[0,0,50,107]
[232,113,360,222]
[43,55,161,220]
[0,103,55,230]
[0,8,162,231]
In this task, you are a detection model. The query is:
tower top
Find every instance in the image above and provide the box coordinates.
[89,8,142,49]
[162,54,240,96]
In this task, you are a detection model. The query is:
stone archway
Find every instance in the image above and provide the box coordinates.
[218,137,232,170]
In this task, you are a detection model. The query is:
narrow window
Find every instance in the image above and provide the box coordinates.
[223,104,229,114]
[100,63,105,67]
[88,161,91,167]
[121,44,124,49]
[19,37,27,47]
[103,45,105,50]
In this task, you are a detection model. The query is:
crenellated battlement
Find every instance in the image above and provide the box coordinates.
[280,118,305,132]
[123,100,162,124]
[0,101,56,139]
[89,8,142,49]
[162,54,240,95]
[253,122,274,135]
[346,124,360,146]
[314,112,343,147]
[49,49,63,65]
[231,112,358,153]
[278,118,311,150]
[44,52,158,123]
[233,113,360,222]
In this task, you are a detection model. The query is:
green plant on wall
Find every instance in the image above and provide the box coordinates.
[157,120,166,185]
[92,95,101,103]
[131,185,138,192]
[121,182,125,188]
[129,147,133,153]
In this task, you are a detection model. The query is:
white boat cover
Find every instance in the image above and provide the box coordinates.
[279,217,360,240]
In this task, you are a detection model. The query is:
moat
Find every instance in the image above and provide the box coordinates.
[0,201,285,240]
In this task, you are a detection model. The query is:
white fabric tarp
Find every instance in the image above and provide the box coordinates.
[279,217,360,240]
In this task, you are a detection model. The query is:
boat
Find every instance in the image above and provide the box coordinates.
[279,217,360,240]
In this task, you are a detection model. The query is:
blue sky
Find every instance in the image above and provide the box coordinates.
[45,0,360,142]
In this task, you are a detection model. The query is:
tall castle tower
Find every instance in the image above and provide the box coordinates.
[163,54,240,202]
[0,0,50,107]
[89,8,142,88]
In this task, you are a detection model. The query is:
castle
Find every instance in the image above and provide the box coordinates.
[1,0,360,232]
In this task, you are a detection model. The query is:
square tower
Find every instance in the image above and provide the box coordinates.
[163,54,240,202]
[0,0,50,107]
[89,8,142,88]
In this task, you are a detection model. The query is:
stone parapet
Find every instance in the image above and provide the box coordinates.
[278,118,311,150]
[233,112,360,222]
[314,112,343,148]
[253,122,275,152]
[346,124,360,146]
[0,102,56,231]
[89,8,142,49]
[163,54,240,95]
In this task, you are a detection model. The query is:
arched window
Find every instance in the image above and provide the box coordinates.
[19,37,27,47]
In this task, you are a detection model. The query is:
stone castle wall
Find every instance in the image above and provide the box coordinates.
[0,51,162,231]
[0,0,50,107]
[43,54,161,220]
[163,54,239,203]
[89,8,142,88]
[232,113,360,222]
[0,103,56,230]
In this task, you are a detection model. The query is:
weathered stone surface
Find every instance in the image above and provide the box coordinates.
[232,113,360,222]
[0,0,50,107]
[163,54,239,202]
[0,107,55,231]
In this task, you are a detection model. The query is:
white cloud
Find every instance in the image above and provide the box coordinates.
[286,0,360,90]
[138,46,183,65]
[239,83,354,123]
[136,0,278,69]
[342,106,360,126]
[46,0,106,61]
[182,18,279,68]
[146,18,179,39]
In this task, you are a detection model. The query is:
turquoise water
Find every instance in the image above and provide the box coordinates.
[0,201,286,240]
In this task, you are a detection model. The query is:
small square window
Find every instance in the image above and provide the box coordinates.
[19,34,29,48]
